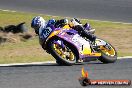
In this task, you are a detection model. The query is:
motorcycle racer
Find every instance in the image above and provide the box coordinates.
[31,16,117,65]
[31,16,96,42]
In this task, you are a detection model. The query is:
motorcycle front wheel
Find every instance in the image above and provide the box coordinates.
[48,37,77,66]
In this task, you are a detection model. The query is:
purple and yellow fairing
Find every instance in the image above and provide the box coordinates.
[41,25,101,60]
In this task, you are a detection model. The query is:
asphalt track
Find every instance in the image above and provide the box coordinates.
[0,59,132,88]
[0,0,132,23]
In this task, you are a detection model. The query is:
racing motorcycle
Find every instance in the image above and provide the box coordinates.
[39,24,117,66]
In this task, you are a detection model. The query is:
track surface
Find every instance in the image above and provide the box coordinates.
[0,0,132,23]
[0,59,132,88]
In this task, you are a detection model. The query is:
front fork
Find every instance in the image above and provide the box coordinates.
[54,40,65,49]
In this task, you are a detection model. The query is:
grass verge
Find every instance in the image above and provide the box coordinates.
[0,10,132,64]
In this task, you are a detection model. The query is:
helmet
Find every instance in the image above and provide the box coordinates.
[47,19,56,27]
[31,16,46,34]
[70,18,82,26]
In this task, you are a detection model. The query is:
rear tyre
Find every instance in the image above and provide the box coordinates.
[98,41,117,63]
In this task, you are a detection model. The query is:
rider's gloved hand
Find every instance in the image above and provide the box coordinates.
[55,19,68,28]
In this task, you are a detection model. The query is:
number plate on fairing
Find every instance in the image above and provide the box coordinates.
[40,27,53,39]
[72,34,91,54]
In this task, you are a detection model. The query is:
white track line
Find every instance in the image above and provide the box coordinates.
[0,57,131,67]
[0,9,16,12]
[87,19,132,24]
[0,61,56,67]
[117,56,132,59]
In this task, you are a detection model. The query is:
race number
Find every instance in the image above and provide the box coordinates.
[42,27,53,38]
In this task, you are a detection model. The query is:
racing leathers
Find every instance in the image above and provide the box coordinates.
[72,25,96,42]
[54,19,96,42]
[42,18,96,42]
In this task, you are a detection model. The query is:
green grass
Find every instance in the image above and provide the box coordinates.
[0,10,132,64]
[0,37,54,64]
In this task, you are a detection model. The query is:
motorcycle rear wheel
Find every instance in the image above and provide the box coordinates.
[98,41,117,63]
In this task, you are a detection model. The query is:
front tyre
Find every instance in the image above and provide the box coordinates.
[98,41,117,63]
[48,37,77,66]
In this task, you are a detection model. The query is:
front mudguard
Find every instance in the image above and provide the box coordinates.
[45,35,80,60]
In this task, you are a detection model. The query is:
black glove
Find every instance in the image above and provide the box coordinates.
[55,19,67,28]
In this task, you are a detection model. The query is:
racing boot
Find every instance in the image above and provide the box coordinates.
[83,23,95,34]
